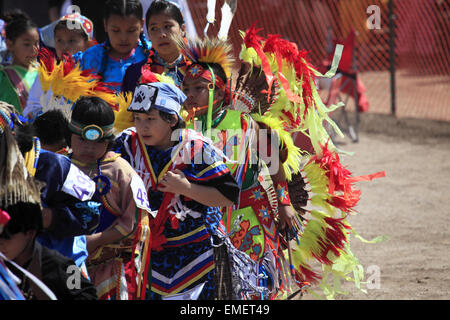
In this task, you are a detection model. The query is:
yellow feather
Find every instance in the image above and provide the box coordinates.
[175,36,235,79]
[114,91,134,133]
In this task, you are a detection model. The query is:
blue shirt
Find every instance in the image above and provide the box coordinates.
[79,41,150,93]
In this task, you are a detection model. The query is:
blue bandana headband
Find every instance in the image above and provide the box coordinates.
[127,83,186,118]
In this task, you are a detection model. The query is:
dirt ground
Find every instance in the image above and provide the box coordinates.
[301,112,450,300]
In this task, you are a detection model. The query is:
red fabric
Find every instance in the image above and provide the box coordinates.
[0,209,10,226]
[321,29,370,112]
[308,142,361,213]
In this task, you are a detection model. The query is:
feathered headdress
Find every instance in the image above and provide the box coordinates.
[175,35,235,81]
[175,35,235,132]
[37,49,121,119]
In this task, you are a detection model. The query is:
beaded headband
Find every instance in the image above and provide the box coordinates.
[69,120,114,142]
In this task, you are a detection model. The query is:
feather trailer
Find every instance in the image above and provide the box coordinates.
[232,62,277,115]
[307,141,361,213]
[239,25,345,158]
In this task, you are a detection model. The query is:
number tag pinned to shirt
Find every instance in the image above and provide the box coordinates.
[130,174,155,217]
[62,164,96,201]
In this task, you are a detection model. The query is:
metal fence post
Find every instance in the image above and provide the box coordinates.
[388,0,396,116]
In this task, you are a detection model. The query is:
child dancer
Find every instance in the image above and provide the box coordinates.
[79,0,150,93]
[0,10,39,114]
[114,81,239,300]
[0,110,97,300]
[180,38,298,299]
[0,101,96,271]
[23,13,94,119]
[122,0,190,92]
[68,96,153,300]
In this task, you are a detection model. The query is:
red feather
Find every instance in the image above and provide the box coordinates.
[38,48,56,73]
[308,142,361,213]
[140,66,158,84]
[295,265,321,284]
[262,34,316,111]
[243,23,264,50]
[62,53,75,76]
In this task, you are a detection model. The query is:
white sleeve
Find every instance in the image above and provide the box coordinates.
[23,77,45,118]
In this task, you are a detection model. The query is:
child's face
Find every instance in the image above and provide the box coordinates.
[182,77,225,116]
[104,14,144,58]
[0,230,34,261]
[147,13,185,61]
[70,134,109,164]
[6,28,39,68]
[54,28,88,59]
[133,109,176,150]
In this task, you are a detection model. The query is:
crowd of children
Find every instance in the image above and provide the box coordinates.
[1,0,384,301]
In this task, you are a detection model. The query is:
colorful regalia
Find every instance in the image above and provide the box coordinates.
[0,104,96,300]
[0,101,97,270]
[78,41,150,93]
[71,151,153,300]
[115,127,238,300]
[34,48,126,120]
[175,25,385,300]
[122,48,191,93]
[0,64,38,114]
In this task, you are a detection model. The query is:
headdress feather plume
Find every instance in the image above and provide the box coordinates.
[174,35,235,79]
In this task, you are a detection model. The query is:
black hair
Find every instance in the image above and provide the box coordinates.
[146,0,184,28]
[2,9,38,42]
[158,110,185,131]
[69,96,115,147]
[33,110,70,148]
[54,20,89,42]
[0,202,42,239]
[104,0,143,21]
[14,122,35,155]
[99,0,146,81]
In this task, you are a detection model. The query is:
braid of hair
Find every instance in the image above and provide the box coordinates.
[99,36,111,82]
[139,32,151,58]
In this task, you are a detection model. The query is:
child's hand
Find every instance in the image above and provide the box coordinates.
[157,169,191,195]
[278,205,296,231]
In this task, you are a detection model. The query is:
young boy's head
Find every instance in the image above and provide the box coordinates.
[0,201,42,261]
[53,13,94,58]
[128,82,186,149]
[33,109,70,153]
[182,62,227,116]
[68,96,115,164]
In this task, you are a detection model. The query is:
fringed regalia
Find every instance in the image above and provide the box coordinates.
[34,54,154,300]
[72,152,152,300]
[115,127,239,300]
[174,25,385,300]
[122,48,192,93]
